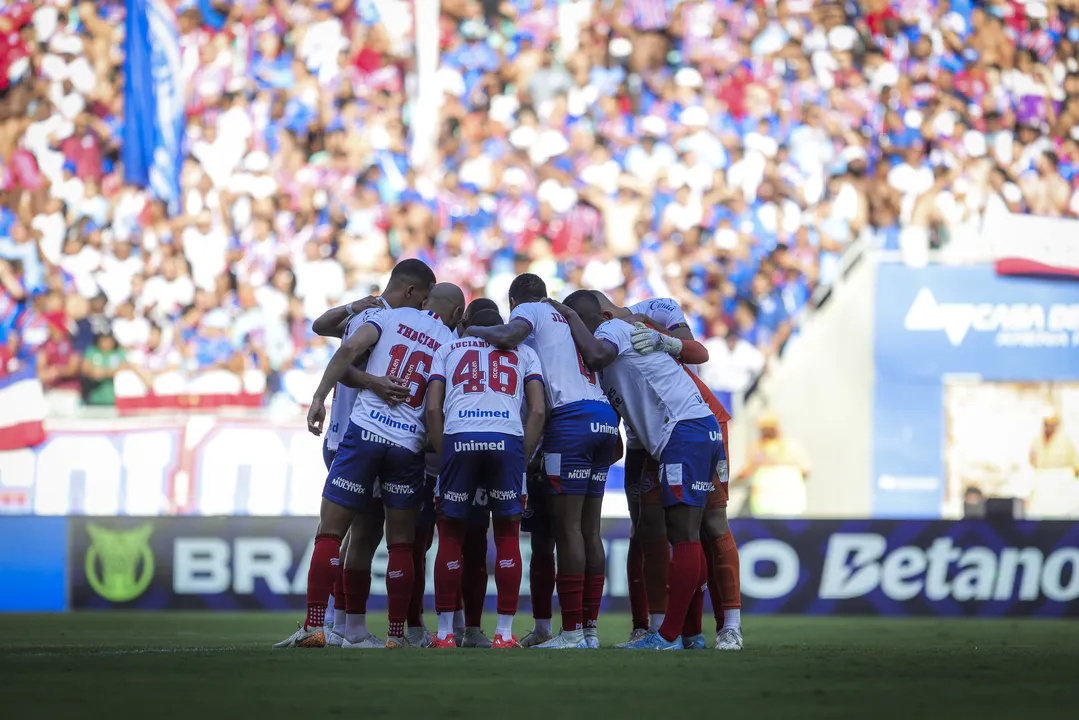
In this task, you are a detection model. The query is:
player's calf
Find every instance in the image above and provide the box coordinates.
[491,515,523,648]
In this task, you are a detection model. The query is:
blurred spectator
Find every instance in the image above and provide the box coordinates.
[36,313,79,391]
[1030,411,1079,476]
[698,317,766,394]
[2,0,1078,412]
[735,411,811,516]
[80,331,124,406]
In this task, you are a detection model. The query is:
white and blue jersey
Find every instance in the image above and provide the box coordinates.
[595,318,720,508]
[509,301,618,496]
[324,297,391,464]
[430,337,544,518]
[351,307,455,453]
[324,307,454,512]
[623,297,690,452]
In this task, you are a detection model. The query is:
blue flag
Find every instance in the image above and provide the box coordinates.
[123,0,184,215]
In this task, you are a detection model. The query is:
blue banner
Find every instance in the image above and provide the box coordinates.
[68,517,1079,616]
[0,517,68,611]
[873,264,1079,517]
[122,0,184,214]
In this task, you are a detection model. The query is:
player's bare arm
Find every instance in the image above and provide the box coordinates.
[425,378,446,457]
[464,317,531,350]
[311,296,382,338]
[308,323,401,435]
[545,298,617,371]
[336,367,409,406]
[522,376,547,462]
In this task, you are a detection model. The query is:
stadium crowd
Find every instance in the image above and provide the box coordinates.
[1,0,1077,407]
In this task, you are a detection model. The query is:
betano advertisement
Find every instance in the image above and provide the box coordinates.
[54,517,1079,616]
[873,264,1079,518]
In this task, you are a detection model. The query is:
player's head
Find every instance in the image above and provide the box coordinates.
[564,289,604,332]
[590,290,627,321]
[508,273,547,310]
[466,308,503,328]
[461,297,499,330]
[424,282,466,330]
[383,259,436,309]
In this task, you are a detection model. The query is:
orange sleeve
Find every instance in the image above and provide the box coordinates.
[683,366,732,424]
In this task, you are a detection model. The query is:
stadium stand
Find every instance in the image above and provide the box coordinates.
[0,0,1076,415]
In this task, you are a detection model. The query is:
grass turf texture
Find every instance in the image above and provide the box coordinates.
[1,613,1076,719]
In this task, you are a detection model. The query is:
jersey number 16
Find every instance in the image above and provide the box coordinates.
[387,344,433,408]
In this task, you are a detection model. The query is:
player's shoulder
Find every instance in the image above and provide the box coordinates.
[516,342,541,362]
[633,297,682,315]
[596,318,630,340]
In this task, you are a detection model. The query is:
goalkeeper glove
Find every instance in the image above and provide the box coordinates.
[631,322,683,357]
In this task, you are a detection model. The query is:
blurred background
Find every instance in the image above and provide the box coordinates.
[2,0,1079,614]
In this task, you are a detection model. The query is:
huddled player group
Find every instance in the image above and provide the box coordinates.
[274,259,743,651]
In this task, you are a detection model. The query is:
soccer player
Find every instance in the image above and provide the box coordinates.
[555,290,722,650]
[593,293,743,650]
[311,293,394,646]
[275,260,435,650]
[276,280,463,649]
[466,274,618,649]
[426,308,547,648]
[416,297,503,648]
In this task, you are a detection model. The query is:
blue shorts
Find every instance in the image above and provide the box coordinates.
[418,474,438,529]
[323,440,336,471]
[542,400,619,497]
[323,421,426,513]
[623,446,648,504]
[437,432,525,519]
[520,462,548,534]
[658,416,723,508]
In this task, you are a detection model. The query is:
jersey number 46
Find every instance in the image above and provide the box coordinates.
[452,349,519,396]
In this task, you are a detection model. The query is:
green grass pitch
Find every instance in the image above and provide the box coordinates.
[1,613,1076,719]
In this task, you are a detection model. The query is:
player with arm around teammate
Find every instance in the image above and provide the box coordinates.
[277,281,464,649]
[555,290,722,650]
[309,289,413,646]
[467,274,618,650]
[594,293,743,651]
[425,308,547,648]
[275,261,433,649]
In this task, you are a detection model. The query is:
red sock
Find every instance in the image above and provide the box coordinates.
[305,534,342,629]
[386,542,414,638]
[530,548,555,620]
[583,574,604,630]
[408,525,431,627]
[343,568,371,615]
[463,524,488,626]
[717,532,741,612]
[642,536,670,615]
[658,542,703,642]
[682,546,708,637]
[556,573,584,632]
[492,518,522,616]
[627,536,649,630]
[703,537,722,632]
[332,566,344,608]
[434,518,466,613]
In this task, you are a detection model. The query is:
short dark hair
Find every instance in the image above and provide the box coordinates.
[508,273,547,304]
[563,289,601,315]
[388,258,436,290]
[464,297,498,319]
[468,308,503,328]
